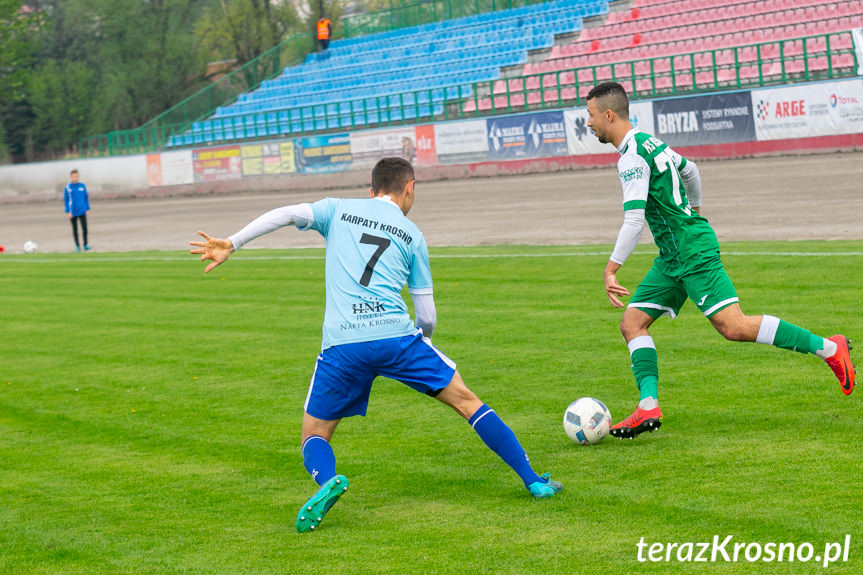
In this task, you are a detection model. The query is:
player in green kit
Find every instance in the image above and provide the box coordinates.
[584,82,856,439]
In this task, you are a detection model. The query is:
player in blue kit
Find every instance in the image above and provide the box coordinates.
[190,158,562,533]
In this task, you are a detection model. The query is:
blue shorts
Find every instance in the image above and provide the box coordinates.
[304,330,457,421]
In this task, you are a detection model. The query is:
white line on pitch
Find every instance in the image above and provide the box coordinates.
[2,250,862,263]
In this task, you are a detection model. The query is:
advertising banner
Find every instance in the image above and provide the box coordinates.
[486,111,568,159]
[193,146,241,182]
[294,134,352,173]
[350,128,417,166]
[414,124,437,166]
[565,101,655,155]
[653,91,755,147]
[240,142,296,176]
[146,154,162,187]
[160,150,194,186]
[753,79,863,141]
[434,119,489,164]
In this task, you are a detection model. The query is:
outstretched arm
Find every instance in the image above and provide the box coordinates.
[190,204,314,273]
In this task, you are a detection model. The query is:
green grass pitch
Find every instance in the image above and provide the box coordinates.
[1,241,860,574]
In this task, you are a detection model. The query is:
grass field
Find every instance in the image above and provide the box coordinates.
[1,241,861,574]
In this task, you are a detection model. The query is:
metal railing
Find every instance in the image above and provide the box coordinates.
[79,33,314,157]
[343,0,556,39]
[78,31,857,156]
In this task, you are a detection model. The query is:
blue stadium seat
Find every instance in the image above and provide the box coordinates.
[177,0,608,143]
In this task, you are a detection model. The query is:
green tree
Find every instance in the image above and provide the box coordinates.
[196,0,300,67]
[0,0,43,161]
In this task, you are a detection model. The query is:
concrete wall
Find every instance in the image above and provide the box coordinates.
[0,154,148,203]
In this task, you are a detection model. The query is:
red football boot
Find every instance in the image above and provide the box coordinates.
[825,335,855,395]
[610,405,663,439]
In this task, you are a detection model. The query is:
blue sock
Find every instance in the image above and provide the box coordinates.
[302,435,336,486]
[468,404,543,488]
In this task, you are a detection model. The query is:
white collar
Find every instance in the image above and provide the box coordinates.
[617,128,640,154]
[374,194,399,208]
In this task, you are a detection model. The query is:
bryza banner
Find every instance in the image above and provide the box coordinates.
[565,101,655,155]
[294,134,352,173]
[753,79,863,141]
[486,111,568,159]
[653,91,755,147]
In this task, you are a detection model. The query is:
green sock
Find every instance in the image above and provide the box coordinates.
[629,337,659,400]
[773,319,824,355]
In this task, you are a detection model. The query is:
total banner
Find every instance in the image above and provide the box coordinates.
[193,146,241,182]
[434,119,489,164]
[565,101,655,155]
[294,133,352,173]
[486,111,568,159]
[753,79,863,141]
[350,128,417,166]
[653,91,755,147]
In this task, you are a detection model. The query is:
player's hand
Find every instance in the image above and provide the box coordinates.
[604,271,630,308]
[190,230,234,273]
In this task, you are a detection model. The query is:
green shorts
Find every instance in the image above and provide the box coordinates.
[629,260,739,320]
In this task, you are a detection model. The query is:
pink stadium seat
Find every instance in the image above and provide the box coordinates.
[508,78,525,92]
[833,53,856,69]
[674,73,694,89]
[467,0,860,116]
[560,87,577,101]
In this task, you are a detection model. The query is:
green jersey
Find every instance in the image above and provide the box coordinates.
[615,129,719,277]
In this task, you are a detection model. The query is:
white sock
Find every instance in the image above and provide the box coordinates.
[639,397,659,410]
[816,338,838,360]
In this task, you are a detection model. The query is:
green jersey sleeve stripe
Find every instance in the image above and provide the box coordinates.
[623,200,647,211]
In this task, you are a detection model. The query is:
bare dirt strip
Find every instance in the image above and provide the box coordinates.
[1,152,860,254]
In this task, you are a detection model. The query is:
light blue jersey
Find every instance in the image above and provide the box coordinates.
[307,196,432,350]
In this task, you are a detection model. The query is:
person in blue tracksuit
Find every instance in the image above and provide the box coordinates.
[64,169,91,251]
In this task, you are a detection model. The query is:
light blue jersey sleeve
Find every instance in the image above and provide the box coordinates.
[408,235,433,291]
[309,197,340,237]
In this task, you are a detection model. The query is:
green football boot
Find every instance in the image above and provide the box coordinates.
[528,472,563,499]
[296,474,349,533]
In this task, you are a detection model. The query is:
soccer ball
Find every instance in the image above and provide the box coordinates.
[563,397,612,445]
[23,241,38,254]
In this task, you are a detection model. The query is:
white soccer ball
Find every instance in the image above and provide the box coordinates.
[563,397,612,445]
[23,241,38,254]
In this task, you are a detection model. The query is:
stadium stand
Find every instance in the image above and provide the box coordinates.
[168,0,611,147]
[466,0,863,111]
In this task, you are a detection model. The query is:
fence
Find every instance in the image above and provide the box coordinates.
[79,31,858,156]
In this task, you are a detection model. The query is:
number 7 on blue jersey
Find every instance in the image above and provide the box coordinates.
[359,233,391,286]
